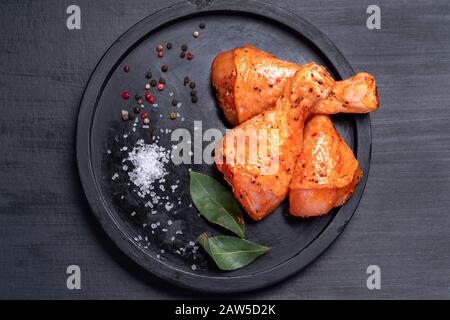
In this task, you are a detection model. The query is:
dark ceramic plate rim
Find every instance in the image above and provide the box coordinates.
[76,0,372,293]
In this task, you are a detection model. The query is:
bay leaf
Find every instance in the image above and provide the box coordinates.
[190,171,245,238]
[198,233,270,271]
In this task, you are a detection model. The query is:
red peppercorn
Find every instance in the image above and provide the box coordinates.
[157,83,165,91]
[141,111,148,119]
[187,52,194,60]
[145,93,153,103]
[149,96,155,103]
[158,51,164,58]
[123,66,130,72]
[121,92,130,100]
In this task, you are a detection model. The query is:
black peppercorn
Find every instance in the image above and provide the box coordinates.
[145,71,152,79]
[161,65,168,72]
[135,94,142,100]
[199,22,205,29]
[190,90,197,96]
[180,52,186,58]
[171,99,178,106]
[183,77,190,85]
[189,82,196,89]
[150,79,157,87]
[181,44,188,51]
[166,42,172,49]
[159,77,166,84]
[191,96,198,103]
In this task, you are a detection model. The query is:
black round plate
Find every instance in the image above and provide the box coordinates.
[76,0,371,293]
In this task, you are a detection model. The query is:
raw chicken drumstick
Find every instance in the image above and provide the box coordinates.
[289,115,363,217]
[211,45,378,125]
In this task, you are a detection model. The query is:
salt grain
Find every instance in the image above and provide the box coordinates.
[165,202,174,211]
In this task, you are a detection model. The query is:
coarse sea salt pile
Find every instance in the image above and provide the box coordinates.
[127,139,169,197]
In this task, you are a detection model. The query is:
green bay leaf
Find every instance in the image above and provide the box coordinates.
[198,233,270,271]
[190,171,245,238]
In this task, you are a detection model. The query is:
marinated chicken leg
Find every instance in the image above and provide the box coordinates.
[289,115,363,217]
[212,45,379,125]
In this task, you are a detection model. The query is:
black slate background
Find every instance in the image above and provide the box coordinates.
[0,0,449,299]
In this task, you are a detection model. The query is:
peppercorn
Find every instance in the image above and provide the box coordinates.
[123,65,130,72]
[150,79,157,87]
[181,44,188,51]
[190,90,197,96]
[180,52,186,58]
[145,83,150,90]
[143,117,150,125]
[128,111,136,120]
[187,52,194,60]
[145,92,152,103]
[137,98,143,105]
[166,43,172,49]
[199,22,205,29]
[133,106,141,113]
[122,113,129,121]
[161,65,168,72]
[121,92,130,100]
[157,83,165,91]
[189,81,196,89]
[156,44,164,52]
[159,77,166,84]
[149,96,155,103]
[191,96,198,103]
[171,99,178,106]
[145,71,152,79]
[158,51,164,58]
[183,77,190,85]
[141,111,148,119]
[193,31,199,38]
[135,94,142,101]
[170,112,177,120]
